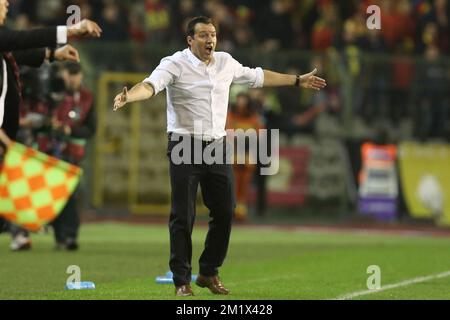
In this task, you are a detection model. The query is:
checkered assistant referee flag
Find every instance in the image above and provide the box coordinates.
[0,130,82,232]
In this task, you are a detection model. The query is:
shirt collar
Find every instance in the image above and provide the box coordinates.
[185,48,215,67]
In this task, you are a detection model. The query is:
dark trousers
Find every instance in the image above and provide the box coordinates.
[0,217,8,234]
[0,217,29,237]
[167,134,235,286]
[52,192,80,243]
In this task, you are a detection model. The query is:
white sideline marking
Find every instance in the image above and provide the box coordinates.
[334,270,450,300]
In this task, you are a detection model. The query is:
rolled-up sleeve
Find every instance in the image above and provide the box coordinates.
[230,55,264,88]
[143,58,181,95]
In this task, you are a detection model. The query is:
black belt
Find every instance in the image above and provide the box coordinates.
[168,132,223,145]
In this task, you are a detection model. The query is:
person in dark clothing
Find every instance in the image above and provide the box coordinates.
[1,0,101,138]
[414,45,449,140]
[113,16,326,297]
[47,62,96,250]
[0,0,102,250]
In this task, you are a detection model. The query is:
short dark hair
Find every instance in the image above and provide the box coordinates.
[64,62,82,75]
[185,16,215,38]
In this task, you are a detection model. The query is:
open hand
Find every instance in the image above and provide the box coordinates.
[299,68,327,91]
[113,87,128,111]
[68,19,102,38]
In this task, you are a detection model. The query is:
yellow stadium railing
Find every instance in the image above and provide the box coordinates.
[94,72,207,216]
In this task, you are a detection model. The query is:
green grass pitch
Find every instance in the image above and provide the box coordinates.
[1,222,450,300]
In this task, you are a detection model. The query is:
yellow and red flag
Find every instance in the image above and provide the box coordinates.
[0,140,82,232]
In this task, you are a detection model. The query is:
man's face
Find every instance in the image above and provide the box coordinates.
[0,0,9,25]
[63,70,83,93]
[187,23,217,63]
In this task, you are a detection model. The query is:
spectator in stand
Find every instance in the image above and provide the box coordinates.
[333,19,364,118]
[171,0,201,44]
[143,0,171,43]
[255,0,295,51]
[380,0,416,52]
[417,0,449,54]
[4,0,450,55]
[231,5,256,51]
[415,45,449,140]
[128,2,146,43]
[311,1,340,52]
[201,0,235,51]
[97,0,129,41]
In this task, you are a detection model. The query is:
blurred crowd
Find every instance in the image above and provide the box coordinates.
[2,0,448,223]
[4,0,450,142]
[4,0,450,55]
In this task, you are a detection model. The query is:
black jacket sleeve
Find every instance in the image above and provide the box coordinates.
[12,49,47,68]
[0,26,58,52]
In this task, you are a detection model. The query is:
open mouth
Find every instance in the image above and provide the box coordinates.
[205,45,213,54]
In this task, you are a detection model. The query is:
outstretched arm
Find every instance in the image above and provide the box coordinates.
[263,68,326,90]
[13,45,80,67]
[114,58,179,111]
[0,19,102,52]
[113,82,154,111]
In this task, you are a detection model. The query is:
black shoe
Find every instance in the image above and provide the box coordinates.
[55,239,79,251]
[66,239,79,251]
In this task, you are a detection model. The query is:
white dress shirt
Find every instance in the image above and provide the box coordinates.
[143,48,264,140]
[56,26,68,44]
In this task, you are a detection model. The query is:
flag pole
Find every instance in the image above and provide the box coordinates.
[0,129,13,147]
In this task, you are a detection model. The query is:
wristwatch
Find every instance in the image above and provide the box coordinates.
[295,75,301,87]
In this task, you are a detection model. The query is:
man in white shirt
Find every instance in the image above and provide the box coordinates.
[113,16,326,297]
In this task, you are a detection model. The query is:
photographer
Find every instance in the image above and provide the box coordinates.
[1,0,101,250]
[48,62,95,250]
